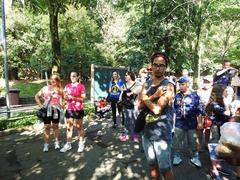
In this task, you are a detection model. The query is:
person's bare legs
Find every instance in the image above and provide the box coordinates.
[150,166,159,180]
[66,118,74,142]
[75,118,84,142]
[162,170,174,180]
[211,160,221,177]
[75,118,85,152]
[150,166,174,180]
[52,123,59,143]
[43,124,51,144]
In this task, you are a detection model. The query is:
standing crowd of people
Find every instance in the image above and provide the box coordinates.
[35,54,240,180]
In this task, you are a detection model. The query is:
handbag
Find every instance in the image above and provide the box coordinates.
[36,96,52,119]
[134,107,149,133]
[36,107,47,119]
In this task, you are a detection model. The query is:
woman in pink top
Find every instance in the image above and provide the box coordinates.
[60,71,86,153]
[35,74,64,152]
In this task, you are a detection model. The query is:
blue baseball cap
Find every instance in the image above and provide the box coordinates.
[178,76,190,83]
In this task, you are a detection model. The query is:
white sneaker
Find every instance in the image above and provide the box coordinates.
[77,142,85,153]
[173,155,182,165]
[190,155,202,167]
[43,144,49,152]
[54,142,60,150]
[60,143,72,153]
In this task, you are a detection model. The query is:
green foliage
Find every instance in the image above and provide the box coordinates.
[59,6,106,78]
[84,103,95,115]
[0,112,38,131]
[0,103,95,130]
[4,9,51,79]
[1,0,240,81]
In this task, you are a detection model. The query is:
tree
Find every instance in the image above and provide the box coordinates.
[14,0,92,74]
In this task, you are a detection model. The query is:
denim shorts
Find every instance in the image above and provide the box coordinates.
[142,135,172,172]
[65,109,84,119]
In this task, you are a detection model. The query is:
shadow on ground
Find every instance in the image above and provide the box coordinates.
[0,116,237,180]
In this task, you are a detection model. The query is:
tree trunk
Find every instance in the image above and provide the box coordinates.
[46,0,61,74]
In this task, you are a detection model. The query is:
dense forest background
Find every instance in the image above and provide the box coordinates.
[0,0,239,82]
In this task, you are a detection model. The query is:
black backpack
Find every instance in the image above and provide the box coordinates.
[121,83,136,109]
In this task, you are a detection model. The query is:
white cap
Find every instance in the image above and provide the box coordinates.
[203,75,213,82]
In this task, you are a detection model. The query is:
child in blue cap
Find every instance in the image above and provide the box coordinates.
[172,76,204,167]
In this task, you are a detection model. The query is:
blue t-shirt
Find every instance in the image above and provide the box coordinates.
[174,91,204,129]
[109,79,124,101]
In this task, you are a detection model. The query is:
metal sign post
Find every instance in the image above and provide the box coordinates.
[1,0,10,118]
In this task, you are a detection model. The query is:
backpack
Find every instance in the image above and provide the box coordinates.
[121,83,136,109]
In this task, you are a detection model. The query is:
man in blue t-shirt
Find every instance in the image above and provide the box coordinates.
[172,76,204,167]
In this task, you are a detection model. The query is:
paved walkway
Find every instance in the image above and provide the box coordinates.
[0,104,38,118]
[0,108,237,180]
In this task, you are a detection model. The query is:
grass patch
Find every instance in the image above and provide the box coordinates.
[10,80,91,99]
[11,81,46,98]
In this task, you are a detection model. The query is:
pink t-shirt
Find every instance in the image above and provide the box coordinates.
[42,86,62,106]
[64,83,85,111]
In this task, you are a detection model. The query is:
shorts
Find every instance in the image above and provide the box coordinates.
[142,135,172,172]
[65,109,84,119]
[43,109,60,124]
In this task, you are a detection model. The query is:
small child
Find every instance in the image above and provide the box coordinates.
[96,97,110,119]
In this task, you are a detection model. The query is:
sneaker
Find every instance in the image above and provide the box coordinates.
[132,134,139,142]
[43,144,49,152]
[190,156,202,167]
[78,142,85,153]
[54,142,60,150]
[119,134,129,141]
[173,155,182,165]
[60,143,72,153]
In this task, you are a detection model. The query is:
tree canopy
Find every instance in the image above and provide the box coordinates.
[0,0,239,81]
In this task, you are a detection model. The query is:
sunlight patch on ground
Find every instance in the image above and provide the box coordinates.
[26,163,42,176]
[90,158,117,179]
[116,153,123,159]
[32,123,44,132]
[66,173,76,180]
[113,172,122,180]
[67,165,85,173]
